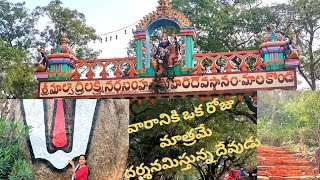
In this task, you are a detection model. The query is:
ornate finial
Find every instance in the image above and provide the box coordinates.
[158,0,170,6]
[157,0,172,15]
[266,24,275,32]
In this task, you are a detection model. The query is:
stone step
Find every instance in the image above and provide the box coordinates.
[258,166,314,171]
[257,145,317,179]
[258,176,320,180]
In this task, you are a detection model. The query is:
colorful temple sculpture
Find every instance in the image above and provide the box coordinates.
[34,46,48,80]
[259,25,287,70]
[35,35,76,81]
[258,25,304,70]
[133,0,195,78]
[285,29,305,68]
[34,0,301,100]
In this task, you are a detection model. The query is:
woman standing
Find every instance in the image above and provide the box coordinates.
[68,154,89,180]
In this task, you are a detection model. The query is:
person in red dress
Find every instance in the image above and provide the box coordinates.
[68,154,89,180]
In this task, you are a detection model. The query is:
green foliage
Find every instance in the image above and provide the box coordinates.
[0,0,42,50]
[126,39,136,57]
[0,0,39,98]
[0,0,103,98]
[285,0,320,90]
[8,159,34,180]
[40,0,100,59]
[0,38,37,98]
[175,170,200,180]
[128,97,257,179]
[0,116,33,180]
[258,91,320,154]
[76,47,102,60]
[170,0,282,52]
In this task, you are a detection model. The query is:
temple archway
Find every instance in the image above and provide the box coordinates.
[33,0,298,101]
[133,0,196,76]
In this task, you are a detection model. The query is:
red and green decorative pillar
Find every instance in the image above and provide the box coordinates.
[259,32,286,70]
[133,31,147,76]
[179,27,196,74]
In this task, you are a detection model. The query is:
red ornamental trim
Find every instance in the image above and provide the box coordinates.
[259,41,287,48]
[133,31,147,40]
[48,53,77,61]
[180,30,197,39]
[35,72,49,79]
[68,51,261,80]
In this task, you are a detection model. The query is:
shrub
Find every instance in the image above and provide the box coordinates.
[298,127,318,147]
[0,116,33,180]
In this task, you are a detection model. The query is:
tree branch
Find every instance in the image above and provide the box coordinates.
[227,108,257,124]
[130,102,152,122]
[191,163,206,180]
[235,35,255,49]
[233,99,241,108]
[313,26,320,33]
[298,65,313,89]
[244,96,256,114]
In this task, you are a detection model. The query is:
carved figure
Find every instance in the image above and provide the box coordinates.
[35,46,48,72]
[168,31,180,67]
[153,28,171,77]
[287,30,305,61]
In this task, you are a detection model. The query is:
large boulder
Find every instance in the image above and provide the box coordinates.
[3,99,129,180]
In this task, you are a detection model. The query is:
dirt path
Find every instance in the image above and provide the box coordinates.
[258,145,320,179]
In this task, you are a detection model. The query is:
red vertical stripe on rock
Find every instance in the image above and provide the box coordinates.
[52,98,67,148]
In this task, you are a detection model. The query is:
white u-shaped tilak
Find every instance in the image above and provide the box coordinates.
[23,99,97,169]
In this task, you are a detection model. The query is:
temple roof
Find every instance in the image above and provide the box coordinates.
[135,0,192,31]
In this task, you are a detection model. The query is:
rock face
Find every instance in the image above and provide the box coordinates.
[3,99,129,180]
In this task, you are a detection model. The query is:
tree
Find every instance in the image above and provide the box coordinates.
[0,38,37,99]
[170,0,283,53]
[76,46,102,60]
[0,0,104,98]
[288,0,320,90]
[0,0,41,98]
[0,0,42,98]
[40,0,101,60]
[0,116,34,180]
[258,91,320,158]
[127,97,257,180]
[0,0,42,50]
[126,39,136,57]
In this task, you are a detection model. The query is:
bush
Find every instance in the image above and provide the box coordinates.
[298,127,317,147]
[0,116,33,180]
